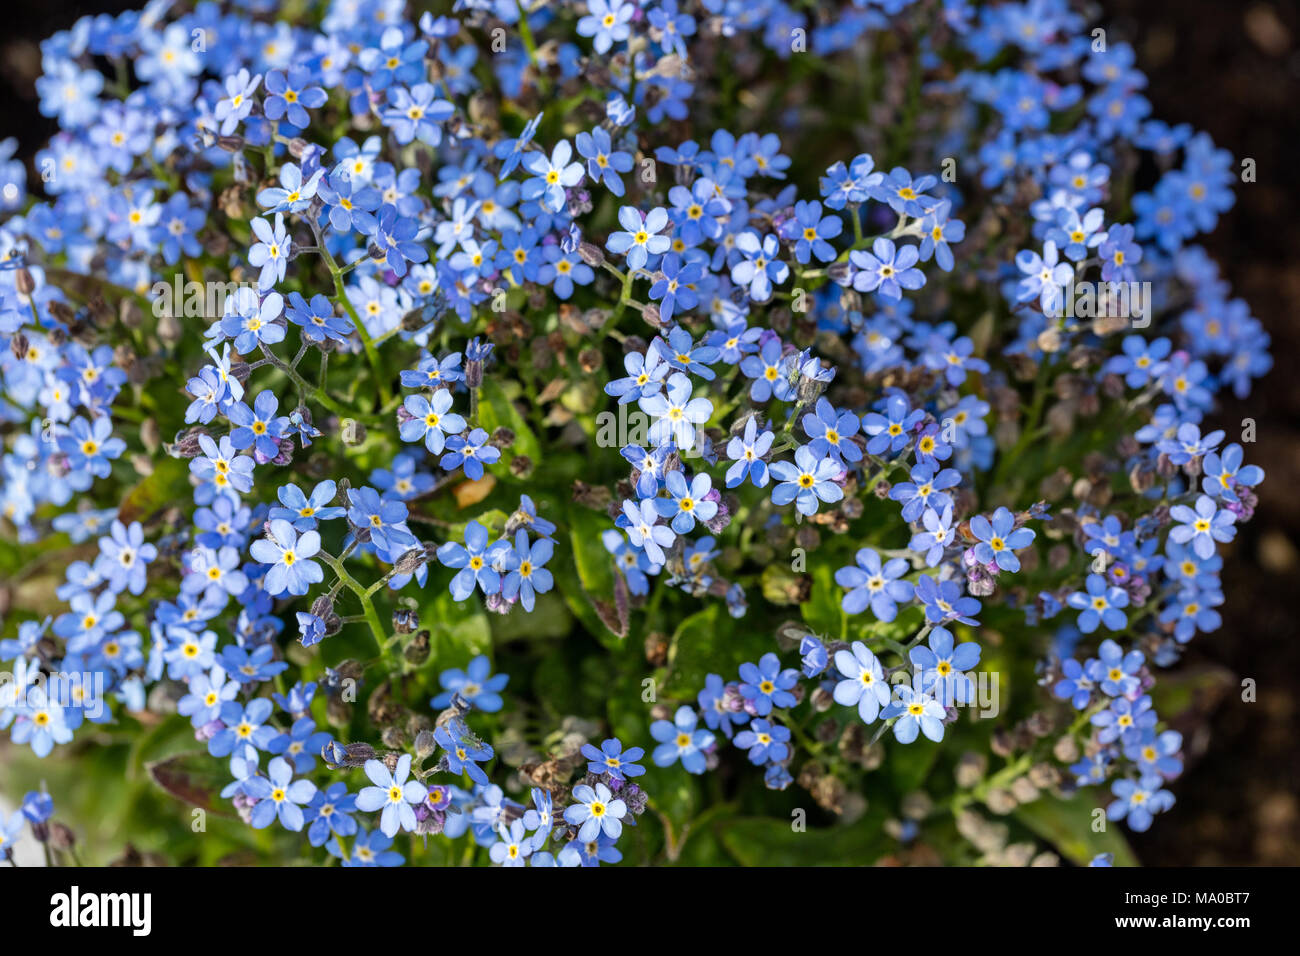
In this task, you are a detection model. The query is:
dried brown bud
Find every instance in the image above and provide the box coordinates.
[404,629,431,666]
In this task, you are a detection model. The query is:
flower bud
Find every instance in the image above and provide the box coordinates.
[392,606,419,634]
[415,729,438,760]
[404,629,431,666]
[394,547,427,575]
[578,241,605,267]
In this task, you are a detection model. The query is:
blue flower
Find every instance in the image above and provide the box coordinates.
[228,388,290,463]
[862,394,925,455]
[909,626,981,705]
[94,520,156,595]
[697,673,748,739]
[250,520,324,597]
[209,698,277,757]
[440,427,500,480]
[889,462,961,523]
[20,789,54,825]
[649,255,705,323]
[1016,240,1073,313]
[494,111,544,179]
[731,231,788,301]
[564,781,627,842]
[798,635,829,678]
[263,67,326,128]
[432,654,509,712]
[57,415,125,480]
[436,521,512,600]
[872,166,939,216]
[247,756,317,832]
[577,0,634,54]
[1087,638,1144,697]
[605,345,670,404]
[257,161,324,214]
[923,335,988,386]
[581,738,646,781]
[433,718,494,785]
[1124,729,1184,778]
[658,470,717,534]
[576,126,634,195]
[738,652,799,716]
[213,68,261,135]
[779,199,842,264]
[268,716,332,774]
[913,423,952,466]
[832,642,891,723]
[270,479,345,531]
[607,205,671,270]
[489,819,534,866]
[969,506,1036,572]
[1201,443,1264,502]
[916,575,981,626]
[383,83,453,145]
[220,287,285,352]
[650,705,714,773]
[883,685,947,743]
[1053,658,1096,709]
[356,753,426,837]
[399,389,466,454]
[219,643,288,684]
[740,336,797,403]
[619,498,676,565]
[522,139,584,213]
[329,828,404,867]
[296,612,326,647]
[770,444,843,516]
[835,548,913,621]
[639,371,712,451]
[248,213,292,290]
[286,291,353,344]
[1159,587,1224,643]
[851,238,925,302]
[725,416,774,488]
[1067,573,1130,633]
[502,529,555,611]
[1092,694,1157,745]
[734,719,791,765]
[1106,774,1175,832]
[305,782,358,848]
[918,199,966,271]
[346,486,419,557]
[802,398,862,464]
[1168,495,1236,559]
[0,810,26,859]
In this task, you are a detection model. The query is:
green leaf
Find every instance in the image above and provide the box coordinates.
[799,561,843,636]
[1011,791,1138,867]
[119,455,190,525]
[554,504,625,643]
[422,590,493,669]
[662,605,768,698]
[717,813,890,866]
[477,378,541,467]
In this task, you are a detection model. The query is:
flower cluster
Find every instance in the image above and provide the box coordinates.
[0,0,1270,867]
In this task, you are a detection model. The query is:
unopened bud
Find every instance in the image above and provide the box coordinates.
[404,629,430,666]
[392,606,419,634]
[578,242,605,267]
[394,548,427,576]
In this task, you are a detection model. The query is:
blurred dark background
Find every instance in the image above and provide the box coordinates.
[2,0,1297,864]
